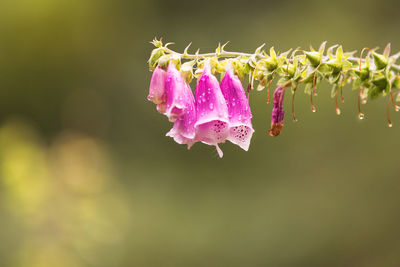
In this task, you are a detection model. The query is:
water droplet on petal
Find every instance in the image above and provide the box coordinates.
[209,103,214,110]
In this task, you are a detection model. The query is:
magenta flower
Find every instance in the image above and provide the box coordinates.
[166,82,197,148]
[269,85,285,137]
[147,66,167,113]
[220,65,254,151]
[194,61,230,158]
[164,62,190,122]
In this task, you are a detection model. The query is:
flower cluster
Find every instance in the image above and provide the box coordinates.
[147,38,400,157]
[147,58,253,157]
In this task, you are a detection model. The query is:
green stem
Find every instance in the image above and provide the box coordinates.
[164,47,400,72]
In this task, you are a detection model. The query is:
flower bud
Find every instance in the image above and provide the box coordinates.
[269,85,286,137]
[180,60,195,84]
[148,48,165,71]
[305,51,321,67]
[372,52,388,70]
[393,76,400,89]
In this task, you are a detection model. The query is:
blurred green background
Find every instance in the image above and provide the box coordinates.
[1,0,400,266]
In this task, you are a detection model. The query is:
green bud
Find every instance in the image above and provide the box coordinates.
[372,52,388,70]
[372,75,388,91]
[170,54,181,69]
[369,86,381,99]
[151,38,163,48]
[353,66,369,81]
[262,57,278,71]
[180,60,195,83]
[328,71,341,84]
[231,60,245,80]
[148,48,165,71]
[326,59,342,73]
[305,52,321,67]
[393,76,400,89]
[157,55,170,70]
[280,64,295,77]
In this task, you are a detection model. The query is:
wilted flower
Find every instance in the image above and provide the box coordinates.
[164,62,191,122]
[166,83,197,148]
[269,85,285,136]
[147,66,167,113]
[220,64,254,151]
[194,61,230,157]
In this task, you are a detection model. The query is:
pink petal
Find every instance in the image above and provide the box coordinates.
[165,63,189,122]
[147,66,166,107]
[166,83,197,149]
[194,62,229,157]
[220,66,254,151]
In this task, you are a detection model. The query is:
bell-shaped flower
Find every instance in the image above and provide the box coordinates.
[220,65,254,151]
[268,85,285,137]
[166,83,197,149]
[147,66,167,113]
[194,61,230,158]
[164,62,190,122]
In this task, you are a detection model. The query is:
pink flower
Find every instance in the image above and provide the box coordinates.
[147,66,167,113]
[164,62,190,122]
[166,82,197,149]
[194,61,230,158]
[220,65,254,151]
[268,85,285,137]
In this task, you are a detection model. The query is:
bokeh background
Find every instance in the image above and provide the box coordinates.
[1,0,400,266]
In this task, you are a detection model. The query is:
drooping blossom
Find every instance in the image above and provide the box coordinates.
[166,82,197,148]
[194,61,230,157]
[164,62,190,122]
[269,85,285,137]
[220,64,254,151]
[147,66,167,113]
